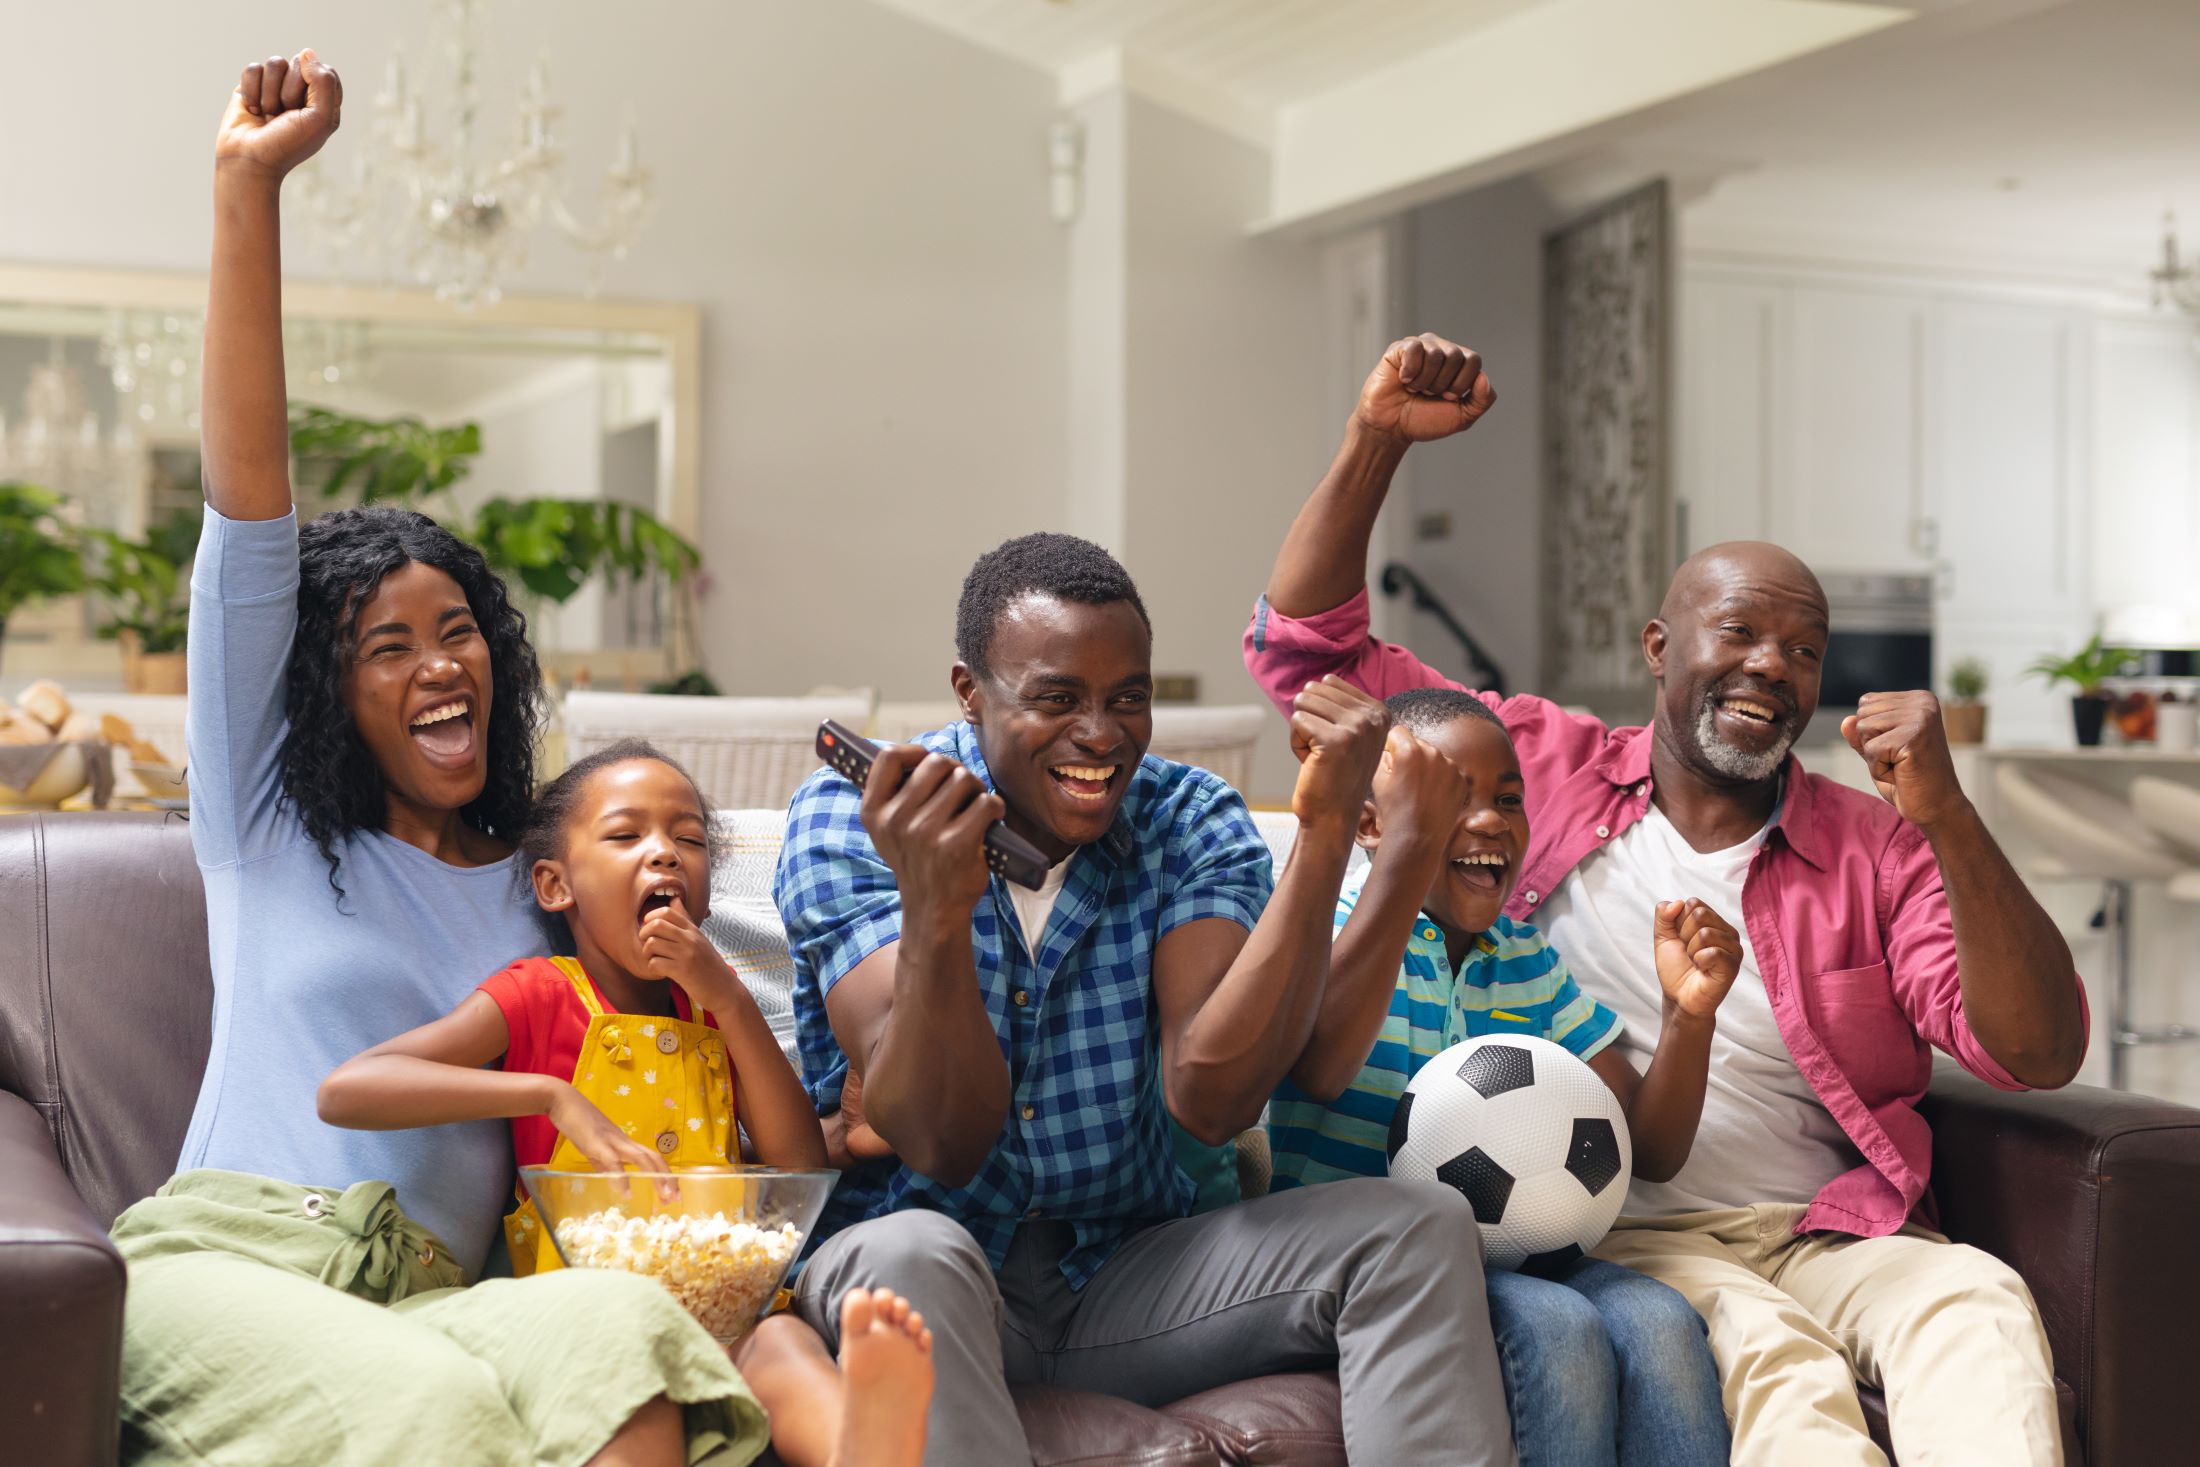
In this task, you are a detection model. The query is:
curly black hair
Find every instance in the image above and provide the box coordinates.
[1385,685,1510,742]
[954,532,1151,678]
[283,506,543,901]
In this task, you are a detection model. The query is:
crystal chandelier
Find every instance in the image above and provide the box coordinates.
[293,0,653,308]
[2148,211,2200,318]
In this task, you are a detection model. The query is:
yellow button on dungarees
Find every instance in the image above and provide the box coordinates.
[503,957,737,1277]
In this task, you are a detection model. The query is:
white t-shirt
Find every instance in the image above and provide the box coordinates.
[1010,858,1072,956]
[1534,801,1862,1216]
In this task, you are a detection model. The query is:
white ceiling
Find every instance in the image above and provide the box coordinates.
[869,0,2199,287]
[1580,0,2200,286]
[866,0,1550,120]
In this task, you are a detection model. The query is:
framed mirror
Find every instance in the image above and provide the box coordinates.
[0,262,700,691]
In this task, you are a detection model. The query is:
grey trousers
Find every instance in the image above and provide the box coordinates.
[793,1177,1516,1467]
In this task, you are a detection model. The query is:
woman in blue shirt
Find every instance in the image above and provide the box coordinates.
[109,49,767,1467]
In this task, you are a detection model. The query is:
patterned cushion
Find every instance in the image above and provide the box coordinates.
[701,809,802,1067]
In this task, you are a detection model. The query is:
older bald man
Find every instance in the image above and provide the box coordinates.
[1241,333,2086,1467]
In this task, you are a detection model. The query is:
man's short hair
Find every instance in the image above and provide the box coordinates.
[1384,686,1509,741]
[955,532,1152,678]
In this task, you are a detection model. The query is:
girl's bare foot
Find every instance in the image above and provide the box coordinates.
[830,1287,933,1467]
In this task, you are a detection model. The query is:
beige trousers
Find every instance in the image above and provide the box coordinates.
[1592,1204,2059,1467]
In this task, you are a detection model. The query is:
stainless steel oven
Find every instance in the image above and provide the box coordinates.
[1819,571,1934,710]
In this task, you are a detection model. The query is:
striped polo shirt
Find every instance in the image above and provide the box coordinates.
[1267,868,1622,1190]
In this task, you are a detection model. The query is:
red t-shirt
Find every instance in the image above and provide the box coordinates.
[479,956,717,1168]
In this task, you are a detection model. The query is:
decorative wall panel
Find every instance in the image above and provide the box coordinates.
[1542,180,1669,709]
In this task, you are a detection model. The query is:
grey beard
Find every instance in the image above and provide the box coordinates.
[1694,702,1795,782]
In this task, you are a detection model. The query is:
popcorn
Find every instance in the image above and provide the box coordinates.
[552,1208,802,1340]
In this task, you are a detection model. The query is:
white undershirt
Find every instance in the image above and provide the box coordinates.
[1534,802,1862,1216]
[1010,858,1072,957]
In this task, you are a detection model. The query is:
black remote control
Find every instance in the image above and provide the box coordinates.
[816,721,1052,889]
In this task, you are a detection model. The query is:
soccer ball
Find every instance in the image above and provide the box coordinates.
[1386,1034,1632,1273]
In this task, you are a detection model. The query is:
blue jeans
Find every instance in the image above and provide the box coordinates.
[1486,1257,1730,1467]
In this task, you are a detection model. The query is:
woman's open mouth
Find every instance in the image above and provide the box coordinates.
[1048,762,1120,804]
[407,696,476,769]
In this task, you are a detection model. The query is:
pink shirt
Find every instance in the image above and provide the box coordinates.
[1244,589,2089,1237]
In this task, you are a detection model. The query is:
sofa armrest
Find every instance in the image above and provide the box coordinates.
[1922,1069,2200,1467]
[0,1089,124,1467]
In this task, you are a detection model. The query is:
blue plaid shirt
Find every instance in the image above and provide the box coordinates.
[775,721,1273,1287]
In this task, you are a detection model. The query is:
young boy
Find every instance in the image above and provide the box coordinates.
[1269,687,1739,1467]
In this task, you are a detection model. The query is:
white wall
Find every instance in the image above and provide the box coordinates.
[1119,99,1329,803]
[1060,91,1331,803]
[1396,178,1558,700]
[0,0,1070,701]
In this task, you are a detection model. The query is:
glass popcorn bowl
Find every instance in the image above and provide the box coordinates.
[520,1166,838,1343]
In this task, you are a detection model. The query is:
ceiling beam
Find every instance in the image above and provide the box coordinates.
[1255,0,1912,235]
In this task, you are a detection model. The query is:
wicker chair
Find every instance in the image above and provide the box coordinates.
[560,691,874,809]
[869,700,965,743]
[1149,705,1268,794]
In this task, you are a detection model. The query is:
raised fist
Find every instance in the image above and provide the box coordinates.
[1841,690,1968,831]
[1370,724,1471,841]
[1355,333,1496,445]
[216,50,342,179]
[1653,899,1742,1021]
[1289,676,1393,831]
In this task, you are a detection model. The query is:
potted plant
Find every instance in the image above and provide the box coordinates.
[85,509,201,694]
[1943,657,1989,745]
[2026,635,2134,747]
[0,482,87,678]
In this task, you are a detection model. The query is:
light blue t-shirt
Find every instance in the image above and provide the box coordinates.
[177,507,551,1273]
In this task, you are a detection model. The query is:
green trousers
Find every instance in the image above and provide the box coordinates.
[112,1169,769,1466]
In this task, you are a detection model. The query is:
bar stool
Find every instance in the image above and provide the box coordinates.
[1993,764,2193,1089]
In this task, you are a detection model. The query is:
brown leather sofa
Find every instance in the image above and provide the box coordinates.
[5,811,2197,1466]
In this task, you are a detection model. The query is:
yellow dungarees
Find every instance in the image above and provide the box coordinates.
[503,957,736,1276]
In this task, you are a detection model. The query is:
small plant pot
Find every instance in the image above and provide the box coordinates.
[2071,694,2111,748]
[120,632,187,695]
[1943,703,1988,746]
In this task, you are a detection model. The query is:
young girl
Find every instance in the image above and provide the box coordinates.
[321,739,933,1467]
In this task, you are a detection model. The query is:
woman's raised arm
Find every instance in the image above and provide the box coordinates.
[202,50,342,522]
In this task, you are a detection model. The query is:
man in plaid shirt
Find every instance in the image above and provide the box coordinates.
[775,534,1518,1467]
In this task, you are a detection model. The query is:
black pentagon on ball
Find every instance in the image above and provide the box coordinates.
[1565,1117,1623,1197]
[1457,1042,1535,1099]
[1520,1243,1584,1279]
[1385,1089,1416,1163]
[1435,1146,1515,1225]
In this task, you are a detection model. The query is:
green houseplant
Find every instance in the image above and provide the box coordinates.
[84,508,202,693]
[289,403,703,673]
[2026,635,2132,747]
[0,482,87,678]
[1943,657,1989,746]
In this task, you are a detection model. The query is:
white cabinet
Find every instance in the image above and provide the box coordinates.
[1677,280,1777,549]
[1928,300,2088,619]
[1777,286,1933,573]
